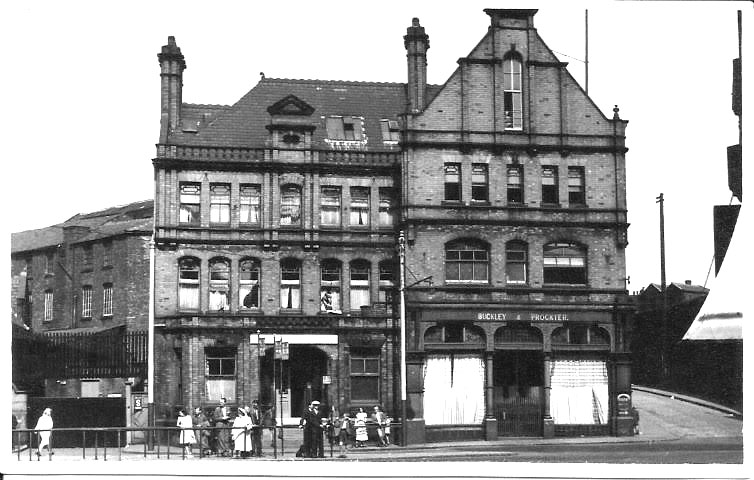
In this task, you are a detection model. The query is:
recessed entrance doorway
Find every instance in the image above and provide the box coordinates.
[493,350,544,436]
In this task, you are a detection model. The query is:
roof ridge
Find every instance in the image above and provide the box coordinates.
[261,77,407,87]
[182,103,232,108]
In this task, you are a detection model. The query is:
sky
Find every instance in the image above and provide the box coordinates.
[1,0,747,292]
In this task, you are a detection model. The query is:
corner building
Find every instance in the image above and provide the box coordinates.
[401,9,632,441]
[152,8,633,440]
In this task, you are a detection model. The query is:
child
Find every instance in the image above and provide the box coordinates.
[177,409,196,458]
[337,414,350,457]
[384,416,392,446]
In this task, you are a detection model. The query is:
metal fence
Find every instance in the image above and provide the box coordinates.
[11,421,399,461]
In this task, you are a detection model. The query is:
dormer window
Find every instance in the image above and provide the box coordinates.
[380,119,400,143]
[325,116,366,147]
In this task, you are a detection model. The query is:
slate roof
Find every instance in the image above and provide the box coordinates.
[168,77,441,149]
[11,200,153,254]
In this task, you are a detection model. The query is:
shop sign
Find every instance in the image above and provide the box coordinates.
[477,312,569,322]
[617,393,631,415]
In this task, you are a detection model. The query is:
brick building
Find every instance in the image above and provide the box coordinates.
[151,8,633,440]
[11,200,151,398]
[400,9,633,441]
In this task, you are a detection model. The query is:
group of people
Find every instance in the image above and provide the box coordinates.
[298,401,392,459]
[177,397,265,458]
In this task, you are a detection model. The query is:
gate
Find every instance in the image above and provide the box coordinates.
[495,391,543,436]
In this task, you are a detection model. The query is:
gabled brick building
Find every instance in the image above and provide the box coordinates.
[151,8,633,441]
[11,200,151,397]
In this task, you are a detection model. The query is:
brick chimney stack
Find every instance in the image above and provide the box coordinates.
[158,36,186,143]
[404,18,430,113]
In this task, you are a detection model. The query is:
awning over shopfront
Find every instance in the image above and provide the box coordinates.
[684,207,744,341]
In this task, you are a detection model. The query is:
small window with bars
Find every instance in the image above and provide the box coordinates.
[102,283,113,317]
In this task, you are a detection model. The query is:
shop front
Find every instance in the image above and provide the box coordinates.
[411,307,629,441]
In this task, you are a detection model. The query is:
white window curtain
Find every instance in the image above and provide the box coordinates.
[206,379,235,402]
[423,354,485,425]
[280,284,301,309]
[549,359,609,425]
[179,285,199,310]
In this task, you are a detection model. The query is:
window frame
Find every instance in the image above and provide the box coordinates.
[320,259,342,313]
[280,184,302,227]
[210,183,231,225]
[349,259,371,311]
[178,257,200,311]
[205,347,237,402]
[543,242,588,285]
[44,290,53,322]
[503,55,523,130]
[568,166,586,206]
[349,348,380,402]
[471,164,489,203]
[280,258,302,310]
[102,283,113,317]
[378,188,395,227]
[239,258,260,310]
[179,182,201,225]
[445,239,490,284]
[239,184,261,225]
[325,116,364,142]
[349,187,370,227]
[444,163,462,202]
[320,186,342,227]
[507,165,524,204]
[541,166,559,205]
[380,119,400,143]
[81,285,93,319]
[209,258,230,312]
[505,241,528,285]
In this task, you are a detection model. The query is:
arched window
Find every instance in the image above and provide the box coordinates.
[280,258,301,309]
[239,258,260,310]
[178,257,200,310]
[543,242,587,285]
[445,239,489,283]
[503,54,523,130]
[320,259,342,313]
[209,258,230,311]
[350,259,371,310]
[505,241,528,284]
[551,325,610,346]
[280,184,302,226]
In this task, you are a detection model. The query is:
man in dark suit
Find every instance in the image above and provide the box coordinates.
[249,400,263,456]
[300,400,324,458]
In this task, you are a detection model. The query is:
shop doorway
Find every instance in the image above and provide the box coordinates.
[493,350,544,436]
[260,345,328,423]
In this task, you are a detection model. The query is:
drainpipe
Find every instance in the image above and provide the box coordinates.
[147,234,156,449]
[398,231,408,446]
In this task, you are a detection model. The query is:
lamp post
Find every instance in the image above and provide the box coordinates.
[656,193,668,381]
[398,231,408,446]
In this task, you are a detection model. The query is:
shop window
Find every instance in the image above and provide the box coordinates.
[503,54,523,130]
[280,185,302,226]
[424,324,486,345]
[350,348,380,401]
[505,241,528,284]
[568,167,586,206]
[320,259,342,313]
[81,285,93,319]
[240,184,261,225]
[209,258,230,311]
[239,258,260,310]
[280,258,301,310]
[210,183,231,224]
[471,164,488,202]
[178,257,200,310]
[542,166,559,204]
[349,259,371,310]
[507,165,523,204]
[179,182,201,225]
[102,283,113,317]
[350,187,370,227]
[552,326,610,346]
[444,163,461,201]
[378,188,395,227]
[543,242,587,285]
[320,186,341,226]
[445,239,489,283]
[205,348,236,402]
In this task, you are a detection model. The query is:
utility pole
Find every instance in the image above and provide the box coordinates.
[656,193,668,381]
[585,9,589,95]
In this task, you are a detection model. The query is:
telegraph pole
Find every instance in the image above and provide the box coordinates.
[656,193,668,380]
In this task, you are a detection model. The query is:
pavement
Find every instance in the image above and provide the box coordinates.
[9,386,743,462]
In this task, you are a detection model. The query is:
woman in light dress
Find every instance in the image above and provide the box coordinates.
[177,409,196,458]
[34,407,53,458]
[354,407,368,447]
[232,407,253,458]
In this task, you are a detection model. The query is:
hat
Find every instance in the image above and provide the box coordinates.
[311,400,321,405]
